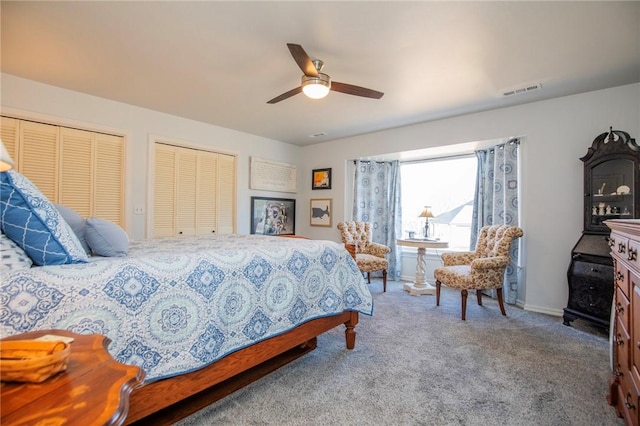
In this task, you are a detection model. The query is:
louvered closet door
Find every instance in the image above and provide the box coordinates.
[20,121,59,201]
[2,116,125,229]
[154,144,177,238]
[176,148,197,236]
[59,128,93,218]
[196,151,218,235]
[94,133,125,226]
[1,117,19,164]
[217,154,236,234]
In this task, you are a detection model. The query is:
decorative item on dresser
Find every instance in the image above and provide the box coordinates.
[564,128,640,330]
[606,219,640,425]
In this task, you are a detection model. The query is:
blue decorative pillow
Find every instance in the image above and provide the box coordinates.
[55,204,91,255]
[1,232,33,273]
[85,217,129,257]
[0,170,88,265]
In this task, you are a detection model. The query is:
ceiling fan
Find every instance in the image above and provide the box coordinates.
[267,43,384,104]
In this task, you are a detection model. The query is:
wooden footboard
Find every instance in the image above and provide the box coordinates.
[125,311,359,425]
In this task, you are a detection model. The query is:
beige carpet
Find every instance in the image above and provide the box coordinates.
[176,279,624,426]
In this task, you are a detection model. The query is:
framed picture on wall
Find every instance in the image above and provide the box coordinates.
[250,197,296,235]
[312,168,332,190]
[310,198,332,227]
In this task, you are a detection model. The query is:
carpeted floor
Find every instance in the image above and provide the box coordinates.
[176,279,624,426]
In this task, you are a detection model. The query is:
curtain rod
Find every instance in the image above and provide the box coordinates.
[353,138,520,165]
[400,152,475,165]
[352,160,389,164]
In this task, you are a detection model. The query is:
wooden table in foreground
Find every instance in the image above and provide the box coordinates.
[397,238,449,296]
[1,330,144,426]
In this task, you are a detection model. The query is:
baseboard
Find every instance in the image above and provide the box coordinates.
[523,304,563,317]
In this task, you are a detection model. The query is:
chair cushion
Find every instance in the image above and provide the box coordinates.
[356,253,389,273]
[434,265,473,289]
[0,170,88,266]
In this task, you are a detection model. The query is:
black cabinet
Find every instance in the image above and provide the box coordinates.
[563,235,614,329]
[563,128,639,329]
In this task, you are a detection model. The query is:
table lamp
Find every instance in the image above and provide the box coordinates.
[418,206,434,239]
[1,139,15,171]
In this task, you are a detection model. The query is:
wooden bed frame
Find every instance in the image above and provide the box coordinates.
[125,310,359,425]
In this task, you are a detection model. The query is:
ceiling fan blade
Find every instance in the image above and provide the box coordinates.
[331,81,384,99]
[287,43,318,77]
[267,87,302,104]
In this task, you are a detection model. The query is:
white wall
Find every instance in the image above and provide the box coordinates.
[296,83,640,316]
[3,73,639,316]
[1,73,302,240]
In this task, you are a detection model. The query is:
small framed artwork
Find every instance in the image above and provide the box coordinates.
[312,168,332,190]
[251,197,296,236]
[310,198,332,227]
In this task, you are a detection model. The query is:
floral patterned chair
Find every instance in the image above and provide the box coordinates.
[433,225,523,320]
[337,221,391,292]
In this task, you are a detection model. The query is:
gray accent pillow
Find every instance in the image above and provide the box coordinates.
[55,204,91,255]
[85,217,129,257]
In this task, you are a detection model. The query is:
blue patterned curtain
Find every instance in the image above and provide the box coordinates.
[353,160,402,280]
[471,140,521,304]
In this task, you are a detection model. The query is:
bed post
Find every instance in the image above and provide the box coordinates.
[344,311,359,349]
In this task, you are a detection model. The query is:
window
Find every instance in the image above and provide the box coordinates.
[401,155,477,250]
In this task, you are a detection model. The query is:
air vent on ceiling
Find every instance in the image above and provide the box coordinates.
[502,83,542,97]
[309,132,327,138]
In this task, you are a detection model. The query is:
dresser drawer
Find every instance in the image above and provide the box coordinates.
[616,316,632,371]
[572,261,614,281]
[633,282,640,388]
[616,286,631,331]
[618,371,640,426]
[610,234,629,260]
[568,272,614,319]
[629,238,640,271]
[615,259,631,298]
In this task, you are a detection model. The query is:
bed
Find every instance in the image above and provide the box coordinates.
[0,234,373,424]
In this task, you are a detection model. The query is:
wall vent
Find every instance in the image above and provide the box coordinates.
[502,83,542,97]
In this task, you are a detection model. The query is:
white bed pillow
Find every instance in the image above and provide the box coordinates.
[1,232,33,272]
[85,217,129,257]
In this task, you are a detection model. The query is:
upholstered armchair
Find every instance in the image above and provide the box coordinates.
[433,225,523,320]
[337,221,391,292]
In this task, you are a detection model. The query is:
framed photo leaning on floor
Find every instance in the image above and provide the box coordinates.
[251,197,296,235]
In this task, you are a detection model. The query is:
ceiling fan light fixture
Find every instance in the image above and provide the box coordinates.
[301,74,331,99]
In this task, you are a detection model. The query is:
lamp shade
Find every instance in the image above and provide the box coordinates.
[418,206,434,218]
[301,73,331,99]
[0,139,15,172]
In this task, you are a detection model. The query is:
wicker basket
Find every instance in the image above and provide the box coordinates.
[0,340,71,383]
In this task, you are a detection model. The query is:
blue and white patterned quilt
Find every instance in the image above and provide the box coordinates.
[0,234,373,382]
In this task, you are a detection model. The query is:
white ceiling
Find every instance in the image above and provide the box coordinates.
[2,1,639,147]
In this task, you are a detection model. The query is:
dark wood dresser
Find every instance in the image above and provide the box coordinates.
[607,219,640,425]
